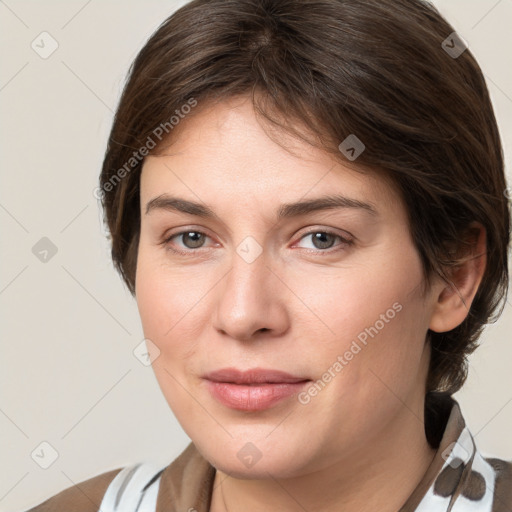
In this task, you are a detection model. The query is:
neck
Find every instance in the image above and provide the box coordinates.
[210,400,436,512]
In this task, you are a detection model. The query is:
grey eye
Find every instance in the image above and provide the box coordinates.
[308,232,337,250]
[180,231,206,249]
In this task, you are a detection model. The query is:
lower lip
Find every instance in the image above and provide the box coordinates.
[205,380,310,411]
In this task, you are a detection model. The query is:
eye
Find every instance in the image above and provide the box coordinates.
[295,229,353,253]
[161,230,213,254]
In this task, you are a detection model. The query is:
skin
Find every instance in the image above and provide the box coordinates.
[135,95,487,512]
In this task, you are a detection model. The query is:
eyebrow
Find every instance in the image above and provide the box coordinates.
[145,193,378,219]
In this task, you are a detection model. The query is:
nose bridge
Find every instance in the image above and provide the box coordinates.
[212,237,285,340]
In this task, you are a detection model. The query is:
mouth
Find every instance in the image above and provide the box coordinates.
[203,367,311,411]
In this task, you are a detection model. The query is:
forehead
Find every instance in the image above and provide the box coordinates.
[140,96,402,218]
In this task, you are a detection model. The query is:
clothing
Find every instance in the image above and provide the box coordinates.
[26,396,512,511]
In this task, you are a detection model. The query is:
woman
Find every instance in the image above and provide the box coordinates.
[27,0,512,510]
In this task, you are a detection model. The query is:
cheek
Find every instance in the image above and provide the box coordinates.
[135,252,198,410]
[135,246,184,349]
[299,246,428,392]
[295,275,428,443]
[135,246,212,363]
[298,253,424,345]
[135,259,168,339]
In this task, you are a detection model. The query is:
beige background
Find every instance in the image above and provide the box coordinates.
[0,1,511,511]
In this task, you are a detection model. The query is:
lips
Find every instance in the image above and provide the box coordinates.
[203,367,311,411]
[203,367,310,384]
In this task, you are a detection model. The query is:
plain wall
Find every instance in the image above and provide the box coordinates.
[1,1,511,510]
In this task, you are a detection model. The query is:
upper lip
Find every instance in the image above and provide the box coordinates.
[204,367,310,384]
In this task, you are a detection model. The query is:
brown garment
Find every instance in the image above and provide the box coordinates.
[26,468,123,512]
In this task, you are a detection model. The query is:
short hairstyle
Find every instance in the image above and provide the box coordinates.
[99,0,510,399]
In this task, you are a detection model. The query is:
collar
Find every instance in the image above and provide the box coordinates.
[155,397,504,511]
[400,396,489,511]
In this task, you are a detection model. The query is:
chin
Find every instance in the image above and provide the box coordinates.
[195,436,313,480]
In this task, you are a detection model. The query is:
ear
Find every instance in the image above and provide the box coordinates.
[429,222,487,333]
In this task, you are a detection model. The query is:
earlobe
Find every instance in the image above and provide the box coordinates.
[429,223,487,333]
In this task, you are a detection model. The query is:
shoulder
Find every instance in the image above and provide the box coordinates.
[25,467,124,512]
[25,463,165,512]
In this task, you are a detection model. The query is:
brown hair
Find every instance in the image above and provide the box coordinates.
[99,0,510,399]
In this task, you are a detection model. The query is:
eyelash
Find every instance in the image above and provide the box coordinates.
[160,228,353,256]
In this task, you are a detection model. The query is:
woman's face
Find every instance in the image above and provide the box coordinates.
[136,95,438,478]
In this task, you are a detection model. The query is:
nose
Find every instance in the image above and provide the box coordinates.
[211,246,290,342]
